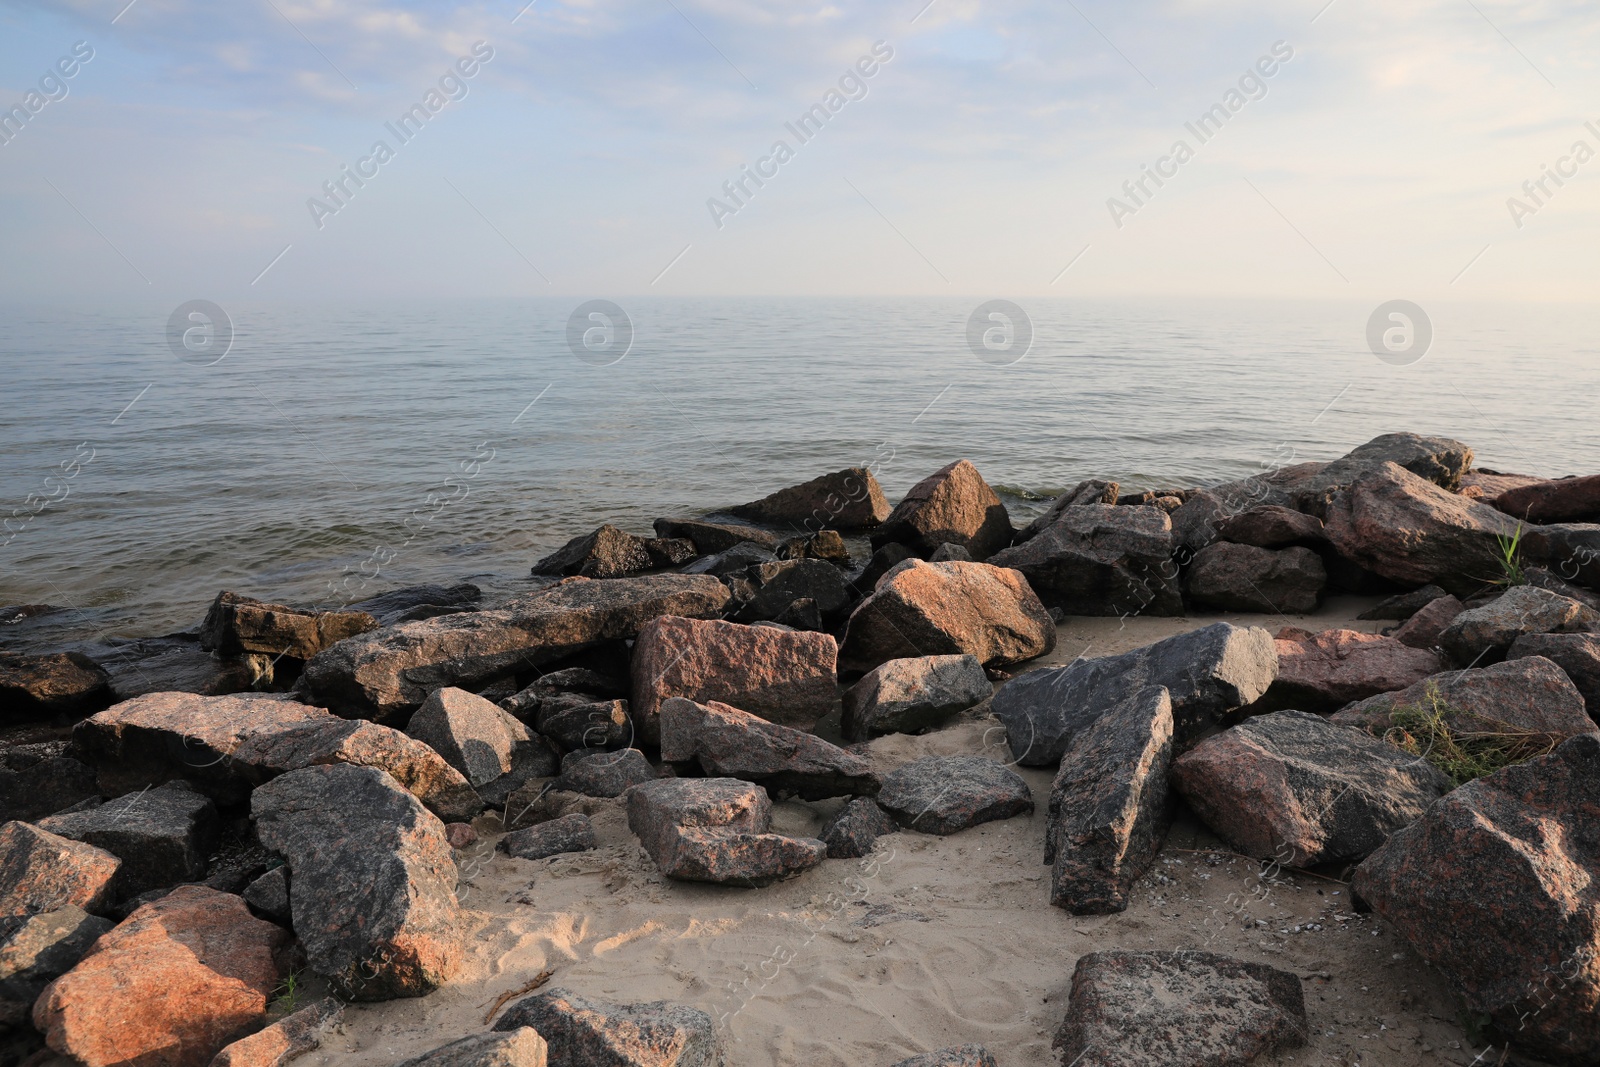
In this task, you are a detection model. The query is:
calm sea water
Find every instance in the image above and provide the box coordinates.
[3,297,1598,647]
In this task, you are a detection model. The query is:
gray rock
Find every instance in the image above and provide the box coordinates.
[869,460,1014,560]
[653,517,778,555]
[876,756,1032,835]
[841,654,991,740]
[1293,432,1473,515]
[0,745,98,824]
[776,530,852,565]
[626,778,824,887]
[199,590,377,661]
[1173,710,1451,866]
[682,541,778,579]
[1017,479,1120,543]
[349,583,482,625]
[498,813,597,861]
[242,866,291,924]
[1508,631,1600,719]
[987,505,1182,617]
[927,543,971,563]
[210,997,344,1067]
[819,797,898,859]
[853,543,916,593]
[555,749,656,798]
[492,988,721,1066]
[531,524,658,578]
[1331,655,1596,744]
[727,467,890,530]
[252,764,463,1001]
[0,906,113,1010]
[1357,584,1449,621]
[1391,593,1466,649]
[38,783,218,898]
[536,698,632,752]
[1054,950,1308,1067]
[1046,687,1173,914]
[658,697,879,800]
[1439,584,1600,664]
[889,1047,996,1067]
[0,651,114,722]
[1183,543,1326,614]
[398,1028,549,1067]
[991,623,1277,765]
[732,559,854,627]
[1214,505,1326,548]
[408,687,535,788]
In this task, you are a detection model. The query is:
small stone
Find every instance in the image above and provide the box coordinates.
[890,1047,997,1067]
[876,756,1033,835]
[241,867,291,925]
[445,823,479,850]
[498,814,597,861]
[819,798,898,859]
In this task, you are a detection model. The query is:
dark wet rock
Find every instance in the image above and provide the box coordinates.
[889,1047,996,1067]
[819,797,898,859]
[252,764,463,1001]
[399,1028,549,1067]
[242,866,290,925]
[349,583,482,625]
[1521,522,1600,591]
[927,543,971,562]
[1184,543,1326,614]
[1017,479,1120,543]
[0,823,119,918]
[838,560,1054,674]
[1357,584,1449,621]
[641,537,697,569]
[853,543,916,594]
[1331,655,1596,742]
[682,541,777,579]
[38,783,219,897]
[537,698,632,752]
[492,988,721,1066]
[1439,584,1600,664]
[1352,734,1600,1064]
[631,616,839,742]
[498,813,597,861]
[992,623,1276,765]
[871,460,1014,561]
[299,574,731,721]
[1173,710,1450,867]
[987,505,1181,617]
[531,524,657,578]
[654,517,778,555]
[841,654,991,740]
[771,598,822,631]
[1492,473,1600,524]
[0,651,113,722]
[79,633,258,700]
[210,996,343,1067]
[732,559,854,627]
[555,749,656,798]
[1392,593,1466,649]
[658,698,878,801]
[875,756,1032,835]
[1214,505,1326,548]
[407,686,536,788]
[0,906,113,1015]
[199,591,377,661]
[626,777,824,887]
[1053,949,1308,1067]
[1508,632,1600,719]
[0,744,98,824]
[776,529,852,565]
[727,467,890,530]
[1046,687,1173,914]
[1250,627,1444,714]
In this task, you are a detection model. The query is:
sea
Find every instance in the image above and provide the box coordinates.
[3,296,1597,649]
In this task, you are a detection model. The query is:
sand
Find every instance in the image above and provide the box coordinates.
[298,599,1520,1067]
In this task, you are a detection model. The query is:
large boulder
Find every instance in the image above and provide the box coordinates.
[653,517,777,554]
[33,886,287,1067]
[1016,479,1119,543]
[991,623,1276,765]
[1521,522,1600,590]
[1492,473,1600,524]
[1391,592,1466,649]
[1292,432,1472,515]
[1352,734,1600,1063]
[659,698,877,800]
[252,764,463,1000]
[1214,505,1326,548]
[492,988,721,1066]
[0,823,119,918]
[875,756,1032,835]
[79,633,257,701]
[1053,949,1308,1067]
[531,524,694,579]
[728,467,889,530]
[837,560,1054,674]
[630,616,839,743]
[1183,543,1326,614]
[1462,467,1545,499]
[399,1029,549,1067]
[987,505,1181,617]
[1508,632,1600,718]
[1250,627,1445,713]
[298,575,731,721]
[1045,687,1173,914]
[0,651,114,722]
[407,686,536,788]
[1173,710,1451,867]
[0,906,114,1024]
[199,591,377,661]
[209,997,343,1067]
[626,778,824,887]
[1439,584,1600,664]
[840,654,991,740]
[38,783,219,897]
[869,460,1014,560]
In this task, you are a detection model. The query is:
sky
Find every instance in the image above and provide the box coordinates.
[0,0,1596,302]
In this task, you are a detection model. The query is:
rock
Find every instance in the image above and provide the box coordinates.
[770,599,822,631]
[33,885,287,1067]
[1214,505,1326,548]
[0,823,119,917]
[199,591,377,661]
[838,560,1055,674]
[0,907,114,1015]
[727,467,890,529]
[1439,584,1600,664]
[0,651,113,721]
[1492,473,1600,524]
[1017,480,1120,543]
[1046,688,1173,914]
[732,559,854,627]
[819,797,898,859]
[626,778,825,887]
[1351,734,1600,1063]
[83,633,258,700]
[554,749,656,798]
[1357,584,1449,621]
[658,698,879,800]
[841,654,991,740]
[1167,462,1329,557]
[1462,467,1545,499]
[1183,543,1326,614]
[870,460,1014,560]
[991,623,1277,765]
[875,756,1032,835]
[209,997,342,1067]
[682,541,776,579]
[0,744,98,824]
[39,783,219,897]
[252,764,462,1000]
[1508,632,1600,718]
[987,505,1181,616]
[1251,627,1445,713]
[1294,432,1473,515]
[927,543,970,562]
[298,575,732,721]
[1323,462,1522,594]
[1331,655,1596,742]
[1053,949,1308,1067]
[853,543,916,593]
[1173,710,1451,866]
[653,517,778,555]
[537,698,632,752]
[1391,593,1466,649]
[890,1047,996,1067]
[399,1028,549,1067]
[408,687,536,788]
[492,988,721,1066]
[242,867,290,924]
[505,667,629,709]
[641,537,697,569]
[498,813,597,861]
[630,616,839,743]
[776,529,851,565]
[531,524,657,578]
[349,583,482,625]
[1525,564,1600,612]
[1521,522,1600,590]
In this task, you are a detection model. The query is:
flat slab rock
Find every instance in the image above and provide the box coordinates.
[841,654,991,741]
[1173,710,1451,867]
[875,756,1033,835]
[492,987,722,1066]
[1439,583,1600,663]
[869,459,1014,560]
[38,782,219,897]
[1330,655,1597,742]
[1492,472,1600,523]
[199,590,377,660]
[209,997,342,1067]
[987,504,1182,617]
[1250,626,1444,714]
[1053,949,1308,1067]
[653,517,778,554]
[659,697,878,801]
[499,813,598,861]
[1353,734,1600,1063]
[0,822,120,918]
[398,1028,549,1066]
[626,777,824,887]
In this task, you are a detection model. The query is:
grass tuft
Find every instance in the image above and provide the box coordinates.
[1383,683,1563,787]
[1492,523,1527,587]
